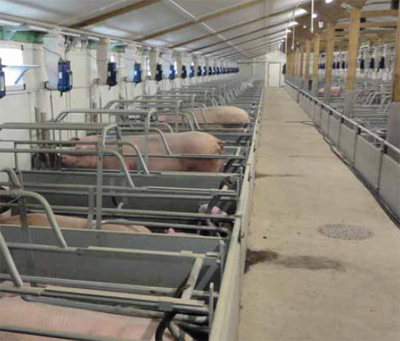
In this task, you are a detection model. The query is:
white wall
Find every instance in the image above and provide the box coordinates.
[238,50,286,85]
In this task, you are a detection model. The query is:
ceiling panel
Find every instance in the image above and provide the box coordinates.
[102,2,187,37]
[0,0,142,25]
[89,25,135,38]
[204,3,267,30]
[220,21,266,39]
[209,44,247,55]
[181,21,268,52]
[172,0,247,17]
[202,31,285,55]
[228,27,287,45]
[159,26,211,45]
[182,35,228,51]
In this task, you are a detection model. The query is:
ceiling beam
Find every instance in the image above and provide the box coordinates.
[70,0,163,29]
[169,5,301,49]
[136,0,267,42]
[336,21,398,29]
[338,9,399,19]
[342,0,368,8]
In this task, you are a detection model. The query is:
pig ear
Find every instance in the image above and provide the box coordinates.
[0,186,13,214]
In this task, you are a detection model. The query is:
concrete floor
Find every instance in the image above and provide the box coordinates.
[238,88,400,341]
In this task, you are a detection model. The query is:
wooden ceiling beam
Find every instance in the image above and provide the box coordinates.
[70,0,163,29]
[136,0,267,42]
[341,0,368,9]
[336,21,398,29]
[337,9,399,19]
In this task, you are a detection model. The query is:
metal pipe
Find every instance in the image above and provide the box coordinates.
[0,189,68,248]
[0,231,24,287]
[0,325,141,341]
[285,80,400,156]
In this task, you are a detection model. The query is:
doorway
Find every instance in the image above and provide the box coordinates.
[267,63,281,87]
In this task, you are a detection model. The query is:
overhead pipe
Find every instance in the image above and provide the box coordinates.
[0,12,156,49]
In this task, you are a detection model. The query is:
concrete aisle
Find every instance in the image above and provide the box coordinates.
[238,88,400,341]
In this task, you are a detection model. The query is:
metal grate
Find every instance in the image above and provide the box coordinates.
[319,224,374,240]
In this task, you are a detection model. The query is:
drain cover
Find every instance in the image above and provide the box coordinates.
[319,224,374,240]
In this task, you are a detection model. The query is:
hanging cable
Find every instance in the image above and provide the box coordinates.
[38,44,62,58]
[311,0,315,33]
[292,24,295,50]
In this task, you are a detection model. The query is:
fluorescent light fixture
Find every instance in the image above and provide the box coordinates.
[312,13,318,18]
[287,21,299,27]
[88,36,100,42]
[60,31,81,38]
[325,0,334,3]
[9,24,48,32]
[294,9,308,16]
[111,40,128,47]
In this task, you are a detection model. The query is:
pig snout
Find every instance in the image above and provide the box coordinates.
[198,204,227,216]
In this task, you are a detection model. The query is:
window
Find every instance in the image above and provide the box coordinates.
[173,59,177,72]
[0,47,24,86]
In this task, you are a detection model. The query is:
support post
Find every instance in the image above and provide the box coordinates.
[344,6,362,117]
[287,52,291,76]
[299,45,304,89]
[324,22,336,101]
[312,35,321,96]
[294,48,298,79]
[387,4,400,160]
[305,40,311,90]
[299,45,304,78]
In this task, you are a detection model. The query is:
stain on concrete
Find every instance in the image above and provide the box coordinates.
[245,249,279,273]
[255,172,303,179]
[245,249,345,273]
[276,255,345,271]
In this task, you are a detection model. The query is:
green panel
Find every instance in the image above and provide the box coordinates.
[0,27,45,43]
[112,46,125,53]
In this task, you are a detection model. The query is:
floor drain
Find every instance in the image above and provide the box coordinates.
[319,224,374,240]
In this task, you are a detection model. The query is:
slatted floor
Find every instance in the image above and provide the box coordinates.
[238,88,400,341]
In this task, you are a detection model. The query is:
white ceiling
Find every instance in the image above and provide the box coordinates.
[0,0,393,61]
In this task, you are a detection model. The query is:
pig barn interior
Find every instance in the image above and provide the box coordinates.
[0,0,399,340]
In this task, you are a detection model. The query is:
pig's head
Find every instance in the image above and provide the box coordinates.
[61,154,99,169]
[198,204,227,216]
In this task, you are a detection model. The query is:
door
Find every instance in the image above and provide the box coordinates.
[268,63,281,87]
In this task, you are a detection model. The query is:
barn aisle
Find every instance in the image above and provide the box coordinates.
[238,88,400,341]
